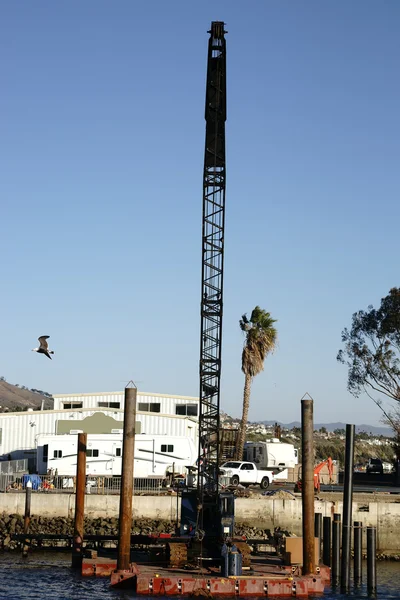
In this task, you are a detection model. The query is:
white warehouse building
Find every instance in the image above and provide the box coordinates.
[52,390,199,417]
[0,391,199,470]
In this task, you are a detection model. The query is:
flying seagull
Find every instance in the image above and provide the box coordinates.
[32,336,54,360]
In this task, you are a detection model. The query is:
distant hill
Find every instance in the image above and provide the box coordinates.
[260,420,393,437]
[0,379,53,412]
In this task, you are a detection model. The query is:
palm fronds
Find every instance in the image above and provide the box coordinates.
[240,306,277,377]
[235,306,277,460]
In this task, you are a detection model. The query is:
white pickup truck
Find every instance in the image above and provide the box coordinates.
[220,461,274,489]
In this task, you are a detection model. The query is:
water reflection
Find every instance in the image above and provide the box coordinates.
[0,553,399,599]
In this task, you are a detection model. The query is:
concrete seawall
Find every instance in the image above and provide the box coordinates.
[2,493,400,553]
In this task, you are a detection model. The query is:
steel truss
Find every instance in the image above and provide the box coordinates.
[198,21,227,523]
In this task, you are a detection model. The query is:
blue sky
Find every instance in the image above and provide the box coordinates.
[1,2,400,426]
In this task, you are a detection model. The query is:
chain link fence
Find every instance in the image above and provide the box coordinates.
[1,473,168,495]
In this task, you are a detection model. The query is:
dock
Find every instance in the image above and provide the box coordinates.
[82,553,330,596]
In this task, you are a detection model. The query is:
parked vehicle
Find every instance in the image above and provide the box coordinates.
[382,461,394,473]
[243,439,298,470]
[219,461,275,489]
[36,433,198,480]
[366,458,384,475]
[294,457,334,493]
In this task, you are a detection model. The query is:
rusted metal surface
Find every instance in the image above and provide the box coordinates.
[72,432,87,568]
[83,556,331,584]
[234,541,252,567]
[110,563,140,588]
[134,572,325,596]
[166,542,188,567]
[83,557,119,577]
[301,396,315,575]
[116,385,137,571]
[283,564,330,583]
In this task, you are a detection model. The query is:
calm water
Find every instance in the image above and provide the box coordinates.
[0,553,399,599]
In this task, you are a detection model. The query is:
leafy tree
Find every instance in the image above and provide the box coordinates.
[334,428,345,436]
[315,441,344,464]
[337,288,400,438]
[319,426,327,434]
[235,306,277,460]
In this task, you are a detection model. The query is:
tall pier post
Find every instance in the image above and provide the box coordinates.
[22,480,32,557]
[353,521,362,587]
[72,432,87,568]
[332,513,341,587]
[117,385,137,571]
[314,512,322,563]
[322,516,331,567]
[301,395,315,574]
[367,527,377,595]
[341,424,355,592]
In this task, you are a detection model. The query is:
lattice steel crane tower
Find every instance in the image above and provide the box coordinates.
[179,22,235,553]
[198,18,228,513]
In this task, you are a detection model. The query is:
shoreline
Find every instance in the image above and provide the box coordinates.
[1,489,400,553]
[0,514,399,561]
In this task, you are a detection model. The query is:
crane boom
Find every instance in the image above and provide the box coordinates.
[198,20,227,521]
[177,23,234,560]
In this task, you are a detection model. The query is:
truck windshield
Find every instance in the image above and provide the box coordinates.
[222,462,241,469]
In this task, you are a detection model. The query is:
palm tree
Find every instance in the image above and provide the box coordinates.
[235,306,277,460]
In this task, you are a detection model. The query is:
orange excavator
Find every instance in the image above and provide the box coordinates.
[294,457,334,493]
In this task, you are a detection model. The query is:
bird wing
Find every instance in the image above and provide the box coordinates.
[38,336,50,349]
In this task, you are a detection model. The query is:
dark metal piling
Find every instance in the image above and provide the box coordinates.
[116,385,137,572]
[340,423,355,593]
[395,458,400,487]
[314,512,322,563]
[367,526,377,595]
[301,396,315,574]
[332,513,341,587]
[72,432,87,568]
[22,480,32,557]
[322,516,331,567]
[354,521,362,587]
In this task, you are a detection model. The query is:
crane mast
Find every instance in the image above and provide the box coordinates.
[198,21,227,527]
[177,23,234,560]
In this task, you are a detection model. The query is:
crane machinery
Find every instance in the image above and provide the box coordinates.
[168,21,239,571]
[111,21,327,596]
[294,457,334,493]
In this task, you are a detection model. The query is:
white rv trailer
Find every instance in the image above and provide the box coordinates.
[36,433,198,479]
[243,439,298,471]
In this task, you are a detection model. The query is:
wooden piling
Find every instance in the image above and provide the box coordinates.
[314,512,322,563]
[72,432,87,568]
[116,385,137,571]
[22,480,32,557]
[301,396,315,575]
